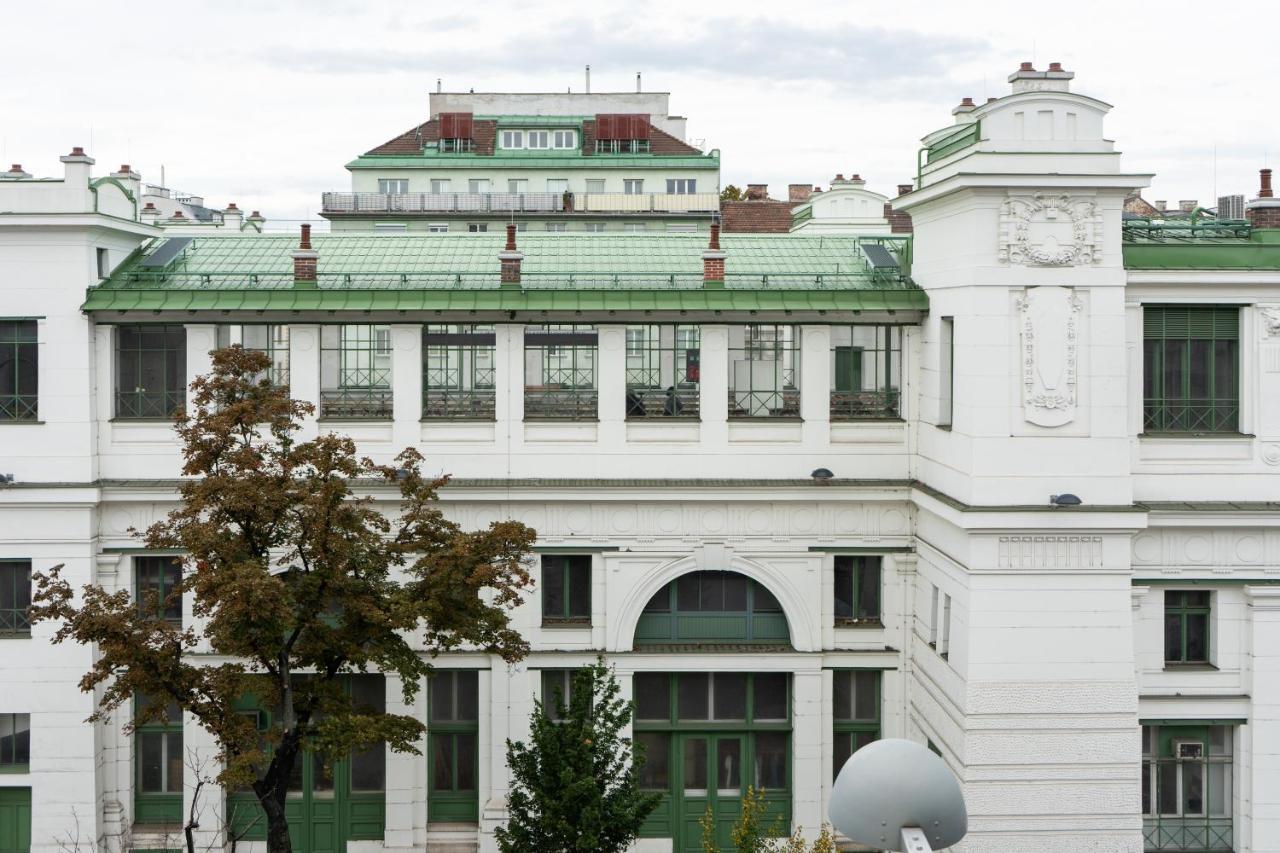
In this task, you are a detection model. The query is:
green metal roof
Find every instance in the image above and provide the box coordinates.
[1122,220,1280,269]
[84,233,925,317]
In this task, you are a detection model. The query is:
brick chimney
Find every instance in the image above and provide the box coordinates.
[702,222,726,287]
[745,184,768,201]
[897,183,914,196]
[1247,168,1280,230]
[951,97,977,121]
[292,223,318,286]
[788,184,813,203]
[499,223,524,287]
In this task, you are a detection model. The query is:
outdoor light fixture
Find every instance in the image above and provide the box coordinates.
[811,468,835,482]
[830,739,967,853]
[1049,493,1083,507]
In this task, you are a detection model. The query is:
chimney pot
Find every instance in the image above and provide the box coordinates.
[505,223,517,251]
[1019,61,1034,71]
[1261,168,1274,199]
[119,164,130,172]
[142,202,156,210]
[1048,62,1064,72]
[960,97,975,107]
[835,174,844,181]
[299,223,312,250]
[249,211,263,219]
[897,183,913,196]
[70,146,85,156]
[225,202,239,211]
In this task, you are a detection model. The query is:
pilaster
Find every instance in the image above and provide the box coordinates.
[1246,586,1280,851]
[184,324,216,414]
[597,325,626,447]
[390,324,422,452]
[289,324,321,441]
[800,324,831,446]
[699,324,729,444]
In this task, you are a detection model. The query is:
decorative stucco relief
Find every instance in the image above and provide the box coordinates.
[997,535,1103,569]
[1015,286,1082,427]
[999,193,1101,266]
[1260,306,1280,338]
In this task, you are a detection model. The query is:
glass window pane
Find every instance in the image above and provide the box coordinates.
[1210,725,1231,757]
[715,739,742,793]
[455,733,477,791]
[699,573,723,611]
[833,671,851,721]
[634,674,670,721]
[723,575,748,611]
[683,738,708,793]
[139,731,163,791]
[351,676,385,713]
[431,733,455,791]
[1142,764,1152,815]
[430,672,454,723]
[1185,613,1209,662]
[834,561,853,619]
[1157,762,1178,814]
[677,574,701,611]
[456,671,479,722]
[678,673,709,720]
[11,715,29,766]
[166,731,184,792]
[853,671,879,721]
[754,732,787,790]
[1208,762,1228,816]
[542,558,566,618]
[642,588,670,613]
[568,561,591,618]
[857,559,881,619]
[1183,761,1205,815]
[637,732,670,790]
[752,582,782,613]
[752,674,787,722]
[351,742,385,791]
[832,733,851,782]
[713,674,747,721]
[1164,613,1183,661]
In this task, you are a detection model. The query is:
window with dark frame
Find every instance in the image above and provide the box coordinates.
[1143,306,1240,433]
[832,670,881,780]
[524,325,598,420]
[1142,723,1234,851]
[0,320,38,422]
[624,324,700,419]
[134,694,182,822]
[320,324,393,419]
[830,326,902,420]
[0,713,30,770]
[833,556,882,624]
[728,325,800,418]
[0,559,31,636]
[422,325,496,419]
[1164,590,1211,665]
[540,668,587,722]
[216,325,290,388]
[135,555,182,625]
[541,554,591,624]
[428,670,479,822]
[115,324,186,420]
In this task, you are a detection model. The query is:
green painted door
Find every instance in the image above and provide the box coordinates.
[676,734,745,853]
[0,788,31,853]
[284,752,345,853]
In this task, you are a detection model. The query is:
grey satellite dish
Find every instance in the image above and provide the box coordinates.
[829,739,967,852]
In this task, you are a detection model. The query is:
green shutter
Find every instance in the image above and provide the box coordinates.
[1144,306,1239,340]
[0,788,31,853]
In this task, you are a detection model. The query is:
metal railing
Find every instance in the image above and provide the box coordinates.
[1122,220,1252,242]
[830,390,900,420]
[925,122,981,163]
[1143,399,1239,433]
[115,391,184,419]
[1143,816,1233,851]
[0,395,38,421]
[524,389,598,420]
[728,389,801,418]
[0,607,29,636]
[321,191,720,215]
[626,385,699,419]
[422,389,496,420]
[319,389,394,420]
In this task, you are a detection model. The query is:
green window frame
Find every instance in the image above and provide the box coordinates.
[830,325,902,419]
[524,325,598,420]
[0,560,31,637]
[728,325,800,418]
[428,670,479,823]
[1143,306,1240,433]
[1142,723,1233,851]
[0,713,30,772]
[1164,591,1211,665]
[0,787,31,853]
[541,554,591,625]
[320,324,393,420]
[115,324,186,420]
[539,668,587,722]
[216,325,290,387]
[636,571,788,645]
[0,320,38,422]
[422,325,496,420]
[134,695,182,824]
[833,556,882,624]
[135,556,182,625]
[624,324,700,419]
[832,670,882,781]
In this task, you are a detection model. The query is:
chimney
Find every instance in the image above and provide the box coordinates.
[222,202,244,231]
[60,146,94,187]
[1009,60,1073,94]
[702,222,726,287]
[1246,168,1280,230]
[746,184,768,201]
[848,174,866,186]
[897,183,914,196]
[499,223,524,287]
[1178,200,1197,213]
[140,202,159,222]
[292,223,318,286]
[246,210,266,232]
[110,164,141,204]
[1154,200,1168,213]
[0,164,31,180]
[169,210,187,222]
[951,97,977,121]
[788,183,813,203]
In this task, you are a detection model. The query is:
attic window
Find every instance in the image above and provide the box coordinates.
[593,113,651,154]
[438,112,474,152]
[440,138,474,153]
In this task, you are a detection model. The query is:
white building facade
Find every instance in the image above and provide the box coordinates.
[1,65,1279,853]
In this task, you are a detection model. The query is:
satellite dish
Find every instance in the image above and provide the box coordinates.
[829,739,967,852]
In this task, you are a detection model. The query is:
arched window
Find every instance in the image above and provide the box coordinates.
[635,571,789,645]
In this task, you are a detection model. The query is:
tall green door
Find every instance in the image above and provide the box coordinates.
[676,734,745,853]
[0,788,31,853]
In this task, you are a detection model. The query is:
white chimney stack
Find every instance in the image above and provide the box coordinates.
[60,147,94,187]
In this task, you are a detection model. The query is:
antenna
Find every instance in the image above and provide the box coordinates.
[636,71,642,92]
[436,78,442,94]
[585,64,591,94]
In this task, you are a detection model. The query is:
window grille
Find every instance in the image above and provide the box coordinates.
[422,325,495,419]
[115,324,186,419]
[625,325,700,419]
[0,320,37,421]
[217,325,290,387]
[830,326,902,419]
[320,325,393,419]
[728,325,800,418]
[1143,306,1240,433]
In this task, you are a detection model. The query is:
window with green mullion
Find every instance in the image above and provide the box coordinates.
[832,670,881,780]
[0,560,31,637]
[0,319,38,422]
[541,554,591,625]
[428,670,479,823]
[135,555,182,625]
[833,556,882,624]
[134,695,183,824]
[1164,591,1211,665]
[1143,306,1240,433]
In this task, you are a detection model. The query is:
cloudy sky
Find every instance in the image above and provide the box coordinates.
[2,0,1273,229]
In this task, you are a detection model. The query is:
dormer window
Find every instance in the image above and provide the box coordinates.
[438,112,474,153]
[595,139,650,155]
[527,131,549,149]
[553,130,576,149]
[594,113,651,154]
[501,130,524,149]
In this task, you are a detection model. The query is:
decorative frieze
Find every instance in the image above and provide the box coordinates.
[998,193,1101,266]
[996,535,1104,569]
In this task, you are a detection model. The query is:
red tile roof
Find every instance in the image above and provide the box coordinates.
[721,200,797,233]
[364,118,499,156]
[580,120,705,156]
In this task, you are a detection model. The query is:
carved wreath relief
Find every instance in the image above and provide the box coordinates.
[1016,286,1082,427]
[999,193,1101,266]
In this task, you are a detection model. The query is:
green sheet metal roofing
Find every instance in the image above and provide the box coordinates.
[1122,221,1280,269]
[83,233,925,315]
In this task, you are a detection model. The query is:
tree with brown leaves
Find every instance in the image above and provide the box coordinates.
[31,347,536,853]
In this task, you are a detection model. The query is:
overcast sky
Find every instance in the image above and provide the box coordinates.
[2,0,1274,229]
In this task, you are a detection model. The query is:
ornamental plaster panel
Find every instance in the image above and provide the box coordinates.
[998,193,1102,267]
[1015,287,1083,426]
[996,535,1104,569]
[1260,305,1280,338]
[1130,527,1280,570]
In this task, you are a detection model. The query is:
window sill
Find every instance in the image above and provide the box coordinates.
[420,417,496,423]
[0,633,32,639]
[317,417,393,423]
[1163,661,1218,672]
[1140,432,1253,440]
[835,618,885,629]
[0,765,30,774]
[110,418,175,423]
[0,420,43,425]
[541,618,592,629]
[727,416,803,422]
[625,416,701,422]
[524,418,600,423]
[936,424,953,432]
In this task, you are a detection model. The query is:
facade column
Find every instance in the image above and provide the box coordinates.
[699,325,729,444]
[495,325,524,459]
[289,324,321,441]
[1246,586,1280,851]
[800,324,830,446]
[390,324,422,453]
[596,325,626,447]
[792,668,824,837]
[183,324,216,413]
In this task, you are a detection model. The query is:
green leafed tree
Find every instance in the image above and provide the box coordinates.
[496,659,661,853]
[30,347,536,853]
[720,184,745,201]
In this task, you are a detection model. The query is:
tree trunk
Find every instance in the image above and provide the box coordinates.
[261,791,292,853]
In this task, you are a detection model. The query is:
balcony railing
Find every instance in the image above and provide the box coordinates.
[0,394,38,422]
[422,389,496,420]
[321,192,720,215]
[830,390,900,420]
[1143,816,1232,851]
[524,388,598,420]
[626,385,699,419]
[115,390,184,420]
[319,389,394,420]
